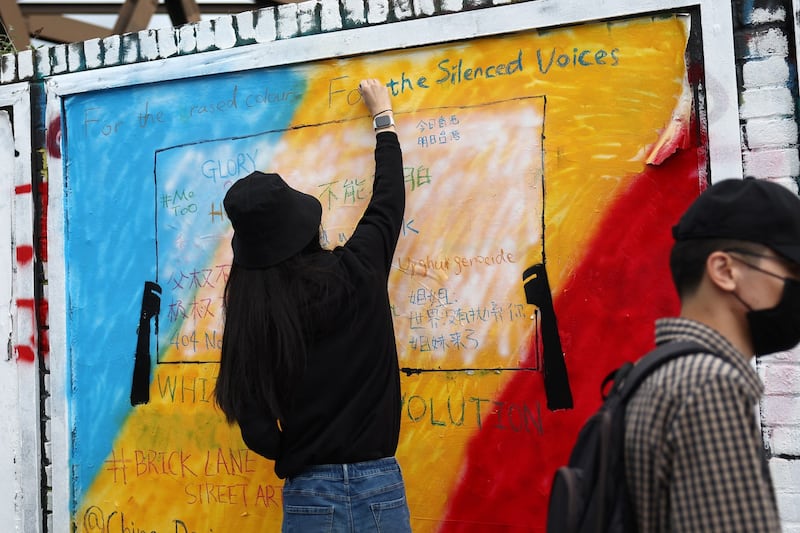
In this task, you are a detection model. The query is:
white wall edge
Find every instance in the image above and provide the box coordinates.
[0,99,20,533]
[44,87,70,532]
[0,81,44,533]
[700,0,744,182]
[0,84,29,104]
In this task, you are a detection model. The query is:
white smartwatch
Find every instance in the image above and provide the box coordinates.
[373,113,395,130]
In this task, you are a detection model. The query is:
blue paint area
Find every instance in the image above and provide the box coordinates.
[62,66,306,509]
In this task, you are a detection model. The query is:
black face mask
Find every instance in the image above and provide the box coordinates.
[729,253,800,355]
[745,278,800,355]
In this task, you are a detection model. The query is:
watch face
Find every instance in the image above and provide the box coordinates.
[375,115,392,127]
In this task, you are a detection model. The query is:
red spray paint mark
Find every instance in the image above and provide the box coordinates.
[46,117,61,159]
[440,143,705,531]
[16,298,35,312]
[13,297,48,361]
[14,298,37,363]
[15,346,35,363]
[16,245,34,265]
[15,183,32,195]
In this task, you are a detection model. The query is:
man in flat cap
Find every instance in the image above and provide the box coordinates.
[625,178,800,532]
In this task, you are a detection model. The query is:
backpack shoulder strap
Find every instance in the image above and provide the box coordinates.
[618,340,708,401]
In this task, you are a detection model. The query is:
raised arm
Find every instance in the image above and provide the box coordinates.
[359,78,397,136]
[341,80,404,273]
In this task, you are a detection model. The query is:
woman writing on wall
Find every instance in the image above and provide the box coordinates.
[214,78,411,532]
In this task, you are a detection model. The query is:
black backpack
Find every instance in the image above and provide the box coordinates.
[546,341,705,533]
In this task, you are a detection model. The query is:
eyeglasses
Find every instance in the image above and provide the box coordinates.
[723,248,800,281]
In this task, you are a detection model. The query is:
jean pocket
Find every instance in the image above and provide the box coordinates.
[369,496,411,533]
[282,505,335,533]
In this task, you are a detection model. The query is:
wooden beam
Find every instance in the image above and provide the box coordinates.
[24,15,111,44]
[18,2,291,16]
[112,0,158,34]
[18,1,290,15]
[165,0,201,25]
[0,0,30,49]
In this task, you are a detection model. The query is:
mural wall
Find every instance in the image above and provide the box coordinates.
[45,12,709,531]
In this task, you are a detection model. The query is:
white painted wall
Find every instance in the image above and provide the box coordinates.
[0,108,20,533]
[0,82,43,533]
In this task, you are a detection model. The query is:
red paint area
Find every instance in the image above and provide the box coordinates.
[15,184,32,195]
[14,299,37,363]
[15,346,35,363]
[16,245,34,265]
[14,297,49,362]
[440,145,705,531]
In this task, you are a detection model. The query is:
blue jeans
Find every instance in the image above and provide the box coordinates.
[281,457,411,533]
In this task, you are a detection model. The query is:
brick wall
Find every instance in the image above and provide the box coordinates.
[730,1,800,530]
[735,0,800,190]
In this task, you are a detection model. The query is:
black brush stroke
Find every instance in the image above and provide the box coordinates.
[523,263,572,410]
[131,281,162,406]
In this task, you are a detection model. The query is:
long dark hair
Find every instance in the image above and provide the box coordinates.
[215,234,337,424]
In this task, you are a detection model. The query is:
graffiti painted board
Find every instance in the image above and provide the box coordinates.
[58,13,705,532]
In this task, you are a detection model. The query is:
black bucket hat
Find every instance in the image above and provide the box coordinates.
[223,171,323,268]
[673,178,800,264]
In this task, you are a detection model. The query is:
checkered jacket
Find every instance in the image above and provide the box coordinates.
[624,317,781,532]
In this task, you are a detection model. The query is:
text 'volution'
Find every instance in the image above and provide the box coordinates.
[401,394,544,434]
